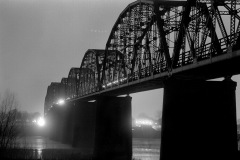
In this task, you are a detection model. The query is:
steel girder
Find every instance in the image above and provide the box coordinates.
[67,68,80,98]
[78,49,105,96]
[101,0,240,87]
[61,78,68,99]
[45,0,240,104]
[44,82,65,113]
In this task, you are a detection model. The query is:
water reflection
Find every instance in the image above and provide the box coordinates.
[37,149,42,158]
[15,136,73,149]
[132,138,160,160]
[15,136,160,160]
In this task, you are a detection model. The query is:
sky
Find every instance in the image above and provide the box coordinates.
[0,0,239,120]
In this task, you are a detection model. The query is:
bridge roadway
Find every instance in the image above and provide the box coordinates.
[71,46,240,101]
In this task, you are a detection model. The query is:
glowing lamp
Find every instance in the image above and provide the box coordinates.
[37,117,45,127]
[57,99,65,105]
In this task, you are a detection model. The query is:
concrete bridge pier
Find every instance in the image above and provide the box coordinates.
[61,101,75,144]
[93,96,132,160]
[46,96,132,159]
[46,104,65,142]
[55,100,97,152]
[160,79,238,160]
[72,100,97,155]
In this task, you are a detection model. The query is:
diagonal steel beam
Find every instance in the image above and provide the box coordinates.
[214,6,230,46]
[199,3,222,55]
[134,16,156,46]
[171,0,195,68]
[96,53,102,90]
[154,4,172,71]
[185,27,196,61]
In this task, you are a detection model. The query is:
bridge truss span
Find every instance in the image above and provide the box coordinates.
[44,1,240,158]
[101,0,240,91]
[67,68,80,99]
[78,49,105,96]
[45,0,240,104]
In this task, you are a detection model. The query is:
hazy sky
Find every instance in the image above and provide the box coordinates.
[0,0,239,120]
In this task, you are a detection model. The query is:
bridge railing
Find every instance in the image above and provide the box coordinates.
[101,32,239,90]
[178,33,234,65]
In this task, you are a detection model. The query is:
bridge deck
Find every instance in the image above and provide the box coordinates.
[70,48,240,102]
[45,0,240,108]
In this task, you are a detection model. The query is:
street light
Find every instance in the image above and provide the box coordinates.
[37,117,45,127]
[57,99,65,105]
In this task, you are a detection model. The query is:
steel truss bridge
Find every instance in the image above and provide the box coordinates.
[45,0,240,111]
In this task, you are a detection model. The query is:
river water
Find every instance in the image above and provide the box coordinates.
[15,136,160,160]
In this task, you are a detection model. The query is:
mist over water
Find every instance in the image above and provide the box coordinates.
[15,136,72,150]
[15,136,160,160]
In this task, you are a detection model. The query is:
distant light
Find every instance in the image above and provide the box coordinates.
[57,99,65,105]
[152,125,161,131]
[135,119,153,126]
[107,82,112,86]
[37,117,45,127]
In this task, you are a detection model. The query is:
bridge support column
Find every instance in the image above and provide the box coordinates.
[46,102,75,144]
[46,104,65,142]
[160,79,238,160]
[72,100,97,155]
[93,96,132,160]
[61,101,75,144]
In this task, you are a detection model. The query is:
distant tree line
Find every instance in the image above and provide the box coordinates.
[16,111,41,124]
[0,90,41,149]
[0,91,18,149]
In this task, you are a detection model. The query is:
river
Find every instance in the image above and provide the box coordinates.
[14,136,160,160]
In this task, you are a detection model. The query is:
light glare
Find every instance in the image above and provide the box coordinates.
[57,99,65,105]
[135,119,153,126]
[37,117,45,127]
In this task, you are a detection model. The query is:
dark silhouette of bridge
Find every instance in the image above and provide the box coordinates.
[44,0,240,160]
